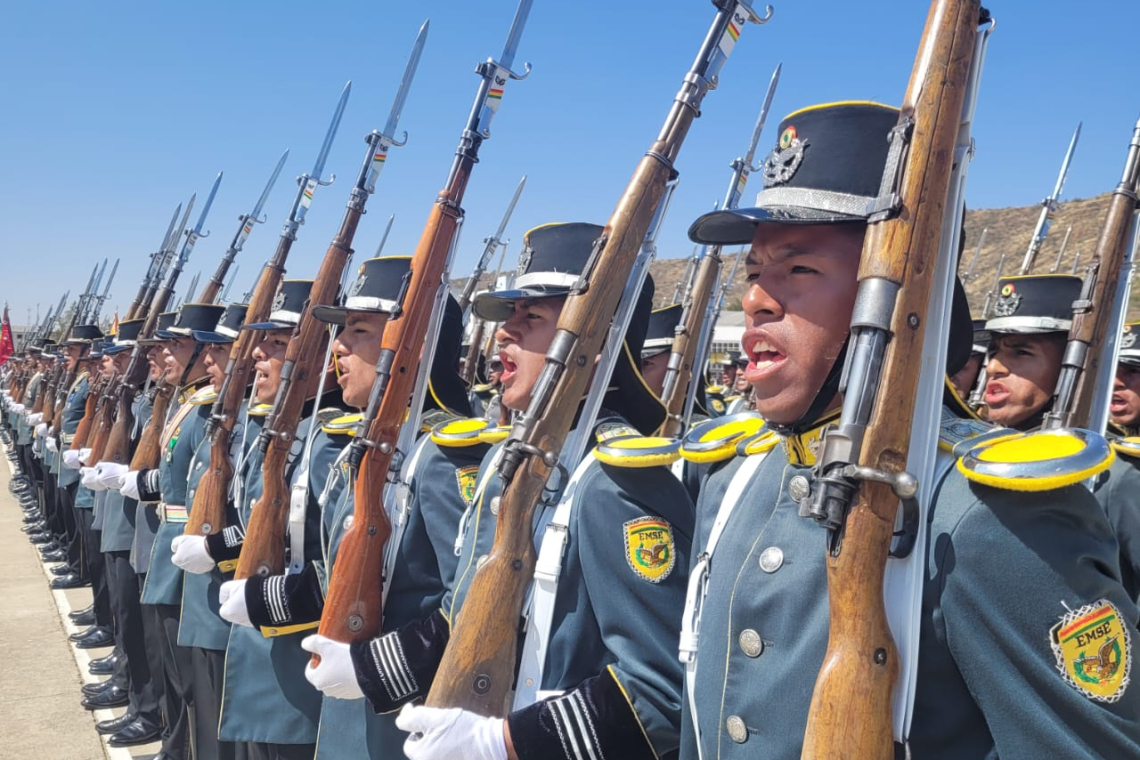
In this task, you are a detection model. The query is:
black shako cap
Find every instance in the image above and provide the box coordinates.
[192,303,250,344]
[1119,322,1140,367]
[140,312,179,345]
[688,102,901,244]
[985,275,1081,335]
[643,303,682,358]
[312,257,409,325]
[166,304,226,341]
[245,280,314,331]
[61,324,105,346]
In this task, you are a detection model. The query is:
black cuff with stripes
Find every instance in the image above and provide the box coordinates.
[507,672,657,760]
[138,469,162,503]
[245,563,325,629]
[350,609,451,714]
[204,525,245,563]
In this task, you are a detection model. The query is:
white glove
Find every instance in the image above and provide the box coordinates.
[63,450,82,469]
[35,422,47,437]
[13,403,24,414]
[80,466,105,490]
[96,463,130,491]
[119,471,142,500]
[171,535,215,574]
[219,580,253,628]
[397,705,507,760]
[79,448,92,464]
[301,635,365,700]
[28,412,43,425]
[45,437,58,453]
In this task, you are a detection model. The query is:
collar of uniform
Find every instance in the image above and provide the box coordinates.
[1109,421,1140,439]
[177,380,211,405]
[781,408,841,466]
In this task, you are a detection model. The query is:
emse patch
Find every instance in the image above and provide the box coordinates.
[1051,600,1131,703]
[456,466,480,506]
[624,517,675,583]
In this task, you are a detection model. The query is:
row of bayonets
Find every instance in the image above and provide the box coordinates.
[963,121,1084,318]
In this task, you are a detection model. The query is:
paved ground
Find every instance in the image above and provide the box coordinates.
[0,449,160,760]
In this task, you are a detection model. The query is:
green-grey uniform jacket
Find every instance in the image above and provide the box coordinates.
[57,372,89,488]
[177,397,246,651]
[679,413,1140,760]
[129,393,157,572]
[1094,451,1140,602]
[217,400,351,745]
[139,388,212,606]
[17,372,42,445]
[311,431,488,760]
[350,418,694,760]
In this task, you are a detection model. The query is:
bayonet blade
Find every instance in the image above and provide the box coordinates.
[311,82,352,180]
[375,215,396,257]
[102,259,119,298]
[382,20,430,140]
[251,149,290,221]
[1052,122,1082,200]
[743,63,781,167]
[192,173,224,236]
[498,0,534,72]
[221,265,238,302]
[160,203,182,256]
[493,175,526,242]
[171,195,196,254]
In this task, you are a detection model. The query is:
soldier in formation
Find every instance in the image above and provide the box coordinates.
[2,3,1139,759]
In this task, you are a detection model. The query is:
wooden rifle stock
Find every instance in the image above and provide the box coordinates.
[235,211,362,579]
[425,1,754,713]
[661,249,721,437]
[318,193,464,652]
[186,255,289,537]
[799,2,978,757]
[70,373,105,450]
[130,382,175,470]
[1066,127,1140,426]
[462,318,487,386]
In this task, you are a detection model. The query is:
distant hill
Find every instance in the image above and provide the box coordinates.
[452,192,1139,319]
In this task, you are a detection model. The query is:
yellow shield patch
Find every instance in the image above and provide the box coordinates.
[455,466,480,506]
[624,517,675,583]
[1051,600,1131,703]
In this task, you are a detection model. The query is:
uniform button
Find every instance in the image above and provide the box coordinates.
[726,715,748,744]
[343,515,354,531]
[476,554,489,570]
[739,629,764,657]
[789,475,811,501]
[188,489,195,499]
[490,496,500,516]
[250,498,256,508]
[196,462,203,470]
[759,546,784,573]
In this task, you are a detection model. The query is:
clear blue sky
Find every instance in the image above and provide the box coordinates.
[2,0,1138,325]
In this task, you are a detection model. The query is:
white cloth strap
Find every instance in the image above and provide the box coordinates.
[512,454,595,710]
[680,452,767,760]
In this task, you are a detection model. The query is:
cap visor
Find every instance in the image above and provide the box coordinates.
[190,330,235,344]
[472,288,571,323]
[688,206,865,245]
[241,320,295,331]
[104,345,132,355]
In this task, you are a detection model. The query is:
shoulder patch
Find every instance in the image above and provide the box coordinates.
[623,517,675,583]
[595,422,640,445]
[455,465,480,506]
[421,408,461,433]
[1051,600,1131,703]
[710,398,726,414]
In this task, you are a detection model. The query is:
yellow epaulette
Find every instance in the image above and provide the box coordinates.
[322,413,362,436]
[680,412,769,464]
[471,383,496,394]
[1110,436,1140,460]
[247,403,274,418]
[956,424,1114,492]
[594,436,681,468]
[479,424,512,444]
[431,418,493,448]
[705,384,726,395]
[188,387,219,406]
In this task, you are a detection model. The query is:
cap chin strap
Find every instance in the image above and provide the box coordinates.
[177,344,206,389]
[766,339,849,437]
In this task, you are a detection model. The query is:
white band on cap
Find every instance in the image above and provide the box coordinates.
[268,309,302,325]
[754,186,878,218]
[513,271,580,290]
[985,316,1072,333]
[642,337,674,351]
[216,325,240,339]
[344,296,399,313]
[114,339,138,348]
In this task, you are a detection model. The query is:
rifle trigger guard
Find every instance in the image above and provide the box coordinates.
[842,464,920,559]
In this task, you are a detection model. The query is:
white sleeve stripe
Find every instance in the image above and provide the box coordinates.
[380,635,415,697]
[368,639,398,702]
[265,575,289,623]
[550,698,585,760]
[571,691,603,760]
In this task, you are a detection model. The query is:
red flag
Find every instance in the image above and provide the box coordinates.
[0,304,13,367]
